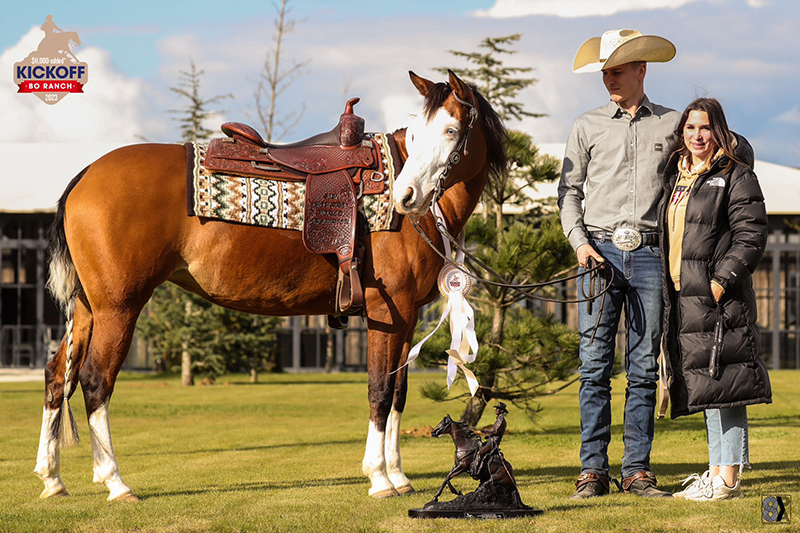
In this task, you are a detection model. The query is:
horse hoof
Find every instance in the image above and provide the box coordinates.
[110,492,140,502]
[370,488,400,499]
[39,487,69,499]
[395,485,416,496]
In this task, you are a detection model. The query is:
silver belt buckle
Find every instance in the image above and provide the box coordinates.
[612,227,642,251]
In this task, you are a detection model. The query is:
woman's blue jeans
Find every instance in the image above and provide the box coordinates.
[705,407,749,467]
[577,239,663,479]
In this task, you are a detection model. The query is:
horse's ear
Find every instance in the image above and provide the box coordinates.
[409,71,434,96]
[447,69,473,105]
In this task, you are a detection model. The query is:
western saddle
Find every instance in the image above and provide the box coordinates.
[205,98,390,329]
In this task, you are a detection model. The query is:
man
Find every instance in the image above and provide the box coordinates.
[558,29,680,499]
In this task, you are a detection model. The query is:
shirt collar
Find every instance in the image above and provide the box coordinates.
[608,95,654,119]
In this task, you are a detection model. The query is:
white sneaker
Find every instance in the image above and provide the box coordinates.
[709,475,742,501]
[683,474,742,501]
[673,470,711,499]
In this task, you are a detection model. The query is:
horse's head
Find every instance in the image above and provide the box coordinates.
[393,70,507,216]
[430,414,453,438]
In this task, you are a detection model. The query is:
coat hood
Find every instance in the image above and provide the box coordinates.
[729,131,755,169]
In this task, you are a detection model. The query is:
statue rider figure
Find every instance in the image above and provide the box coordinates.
[41,15,62,36]
[469,402,508,478]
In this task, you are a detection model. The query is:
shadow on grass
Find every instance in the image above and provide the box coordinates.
[123,438,365,457]
[409,460,800,492]
[513,413,800,438]
[142,475,365,499]
[223,379,368,386]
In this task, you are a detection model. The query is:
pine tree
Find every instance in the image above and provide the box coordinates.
[169,58,232,143]
[418,36,579,426]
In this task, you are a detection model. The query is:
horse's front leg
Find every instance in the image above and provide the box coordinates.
[432,463,466,502]
[362,295,416,498]
[384,355,415,495]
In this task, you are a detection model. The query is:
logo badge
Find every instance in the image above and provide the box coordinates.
[13,15,88,105]
[762,495,791,524]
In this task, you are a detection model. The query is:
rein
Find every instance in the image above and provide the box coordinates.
[408,214,614,305]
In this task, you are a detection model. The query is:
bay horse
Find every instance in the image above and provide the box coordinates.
[429,414,517,503]
[34,70,507,501]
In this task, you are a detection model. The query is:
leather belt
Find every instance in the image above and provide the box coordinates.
[589,229,658,251]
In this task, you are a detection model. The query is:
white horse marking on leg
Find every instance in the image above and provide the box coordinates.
[362,420,398,498]
[34,408,69,498]
[88,402,138,501]
[384,407,414,494]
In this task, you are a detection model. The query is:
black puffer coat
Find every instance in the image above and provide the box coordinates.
[659,133,771,418]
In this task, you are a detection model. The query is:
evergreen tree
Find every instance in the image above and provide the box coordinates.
[136,285,282,384]
[418,36,579,426]
[169,58,233,143]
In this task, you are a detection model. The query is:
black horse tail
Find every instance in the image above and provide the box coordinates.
[45,165,90,447]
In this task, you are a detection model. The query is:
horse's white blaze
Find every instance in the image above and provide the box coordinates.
[393,108,461,215]
[384,407,412,492]
[361,420,397,497]
[34,407,68,498]
[87,402,134,500]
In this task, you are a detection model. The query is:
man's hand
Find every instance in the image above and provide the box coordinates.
[576,244,605,269]
[711,281,725,302]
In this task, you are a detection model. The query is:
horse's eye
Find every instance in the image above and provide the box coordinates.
[446,128,457,136]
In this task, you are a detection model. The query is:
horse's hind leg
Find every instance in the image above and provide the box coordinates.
[34,298,91,498]
[79,307,142,501]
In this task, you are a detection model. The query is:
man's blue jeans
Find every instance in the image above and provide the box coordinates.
[577,239,662,479]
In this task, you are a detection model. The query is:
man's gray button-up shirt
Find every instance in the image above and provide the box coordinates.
[558,95,680,251]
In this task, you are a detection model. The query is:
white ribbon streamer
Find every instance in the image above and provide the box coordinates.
[397,204,480,396]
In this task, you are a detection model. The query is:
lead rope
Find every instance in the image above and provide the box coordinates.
[409,214,614,305]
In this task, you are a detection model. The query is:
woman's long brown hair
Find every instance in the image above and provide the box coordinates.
[674,97,749,173]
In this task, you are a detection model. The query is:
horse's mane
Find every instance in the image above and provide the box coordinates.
[450,418,481,440]
[422,82,509,182]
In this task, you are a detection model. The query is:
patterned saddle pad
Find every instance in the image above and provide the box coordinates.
[185,132,401,233]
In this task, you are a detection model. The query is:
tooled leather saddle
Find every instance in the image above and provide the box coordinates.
[205,98,390,328]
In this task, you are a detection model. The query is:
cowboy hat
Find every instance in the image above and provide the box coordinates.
[573,29,676,74]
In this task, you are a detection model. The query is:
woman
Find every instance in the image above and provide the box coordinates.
[659,98,771,501]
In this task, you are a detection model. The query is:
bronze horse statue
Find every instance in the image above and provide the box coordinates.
[429,414,518,503]
[34,70,507,501]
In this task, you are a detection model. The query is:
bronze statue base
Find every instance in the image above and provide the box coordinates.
[409,481,543,519]
[408,508,543,519]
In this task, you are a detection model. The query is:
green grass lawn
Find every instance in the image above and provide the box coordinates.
[0,370,797,532]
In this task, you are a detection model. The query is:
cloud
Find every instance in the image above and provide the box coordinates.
[474,0,702,18]
[747,0,767,7]
[0,27,147,143]
[772,107,800,124]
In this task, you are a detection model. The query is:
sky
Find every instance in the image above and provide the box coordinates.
[1,0,798,167]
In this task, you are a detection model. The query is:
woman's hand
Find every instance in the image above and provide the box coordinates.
[711,281,725,302]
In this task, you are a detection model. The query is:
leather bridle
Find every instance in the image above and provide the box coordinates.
[430,89,479,207]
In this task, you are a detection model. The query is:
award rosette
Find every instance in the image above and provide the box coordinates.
[437,263,473,297]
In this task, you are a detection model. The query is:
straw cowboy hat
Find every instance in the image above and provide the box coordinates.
[573,29,676,73]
